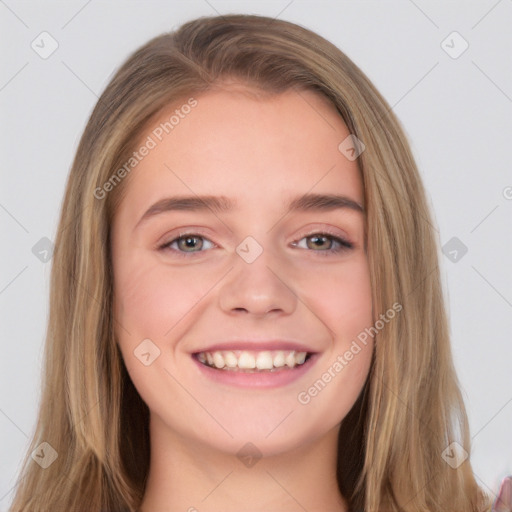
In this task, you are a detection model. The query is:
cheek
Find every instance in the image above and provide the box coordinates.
[296,253,373,344]
[113,259,219,396]
[334,259,373,339]
[288,255,373,418]
[114,258,215,340]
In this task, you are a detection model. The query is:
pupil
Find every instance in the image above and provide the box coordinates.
[181,236,201,251]
[310,235,329,249]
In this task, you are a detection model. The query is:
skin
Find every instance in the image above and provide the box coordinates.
[111,83,374,512]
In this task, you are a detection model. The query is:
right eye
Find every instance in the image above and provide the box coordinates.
[158,233,216,257]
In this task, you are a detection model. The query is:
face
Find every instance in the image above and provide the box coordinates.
[111,84,374,457]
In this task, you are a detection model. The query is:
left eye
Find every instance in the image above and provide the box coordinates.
[292,233,353,254]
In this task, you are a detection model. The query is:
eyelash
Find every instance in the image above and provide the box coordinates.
[158,230,354,258]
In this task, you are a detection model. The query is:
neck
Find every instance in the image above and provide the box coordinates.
[139,414,348,512]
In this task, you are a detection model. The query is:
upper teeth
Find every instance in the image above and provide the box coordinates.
[197,350,308,370]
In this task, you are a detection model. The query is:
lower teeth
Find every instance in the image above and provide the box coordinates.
[206,365,291,372]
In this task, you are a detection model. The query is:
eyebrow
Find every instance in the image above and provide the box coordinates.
[134,193,364,229]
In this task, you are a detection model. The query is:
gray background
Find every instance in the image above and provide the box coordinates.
[1,0,511,508]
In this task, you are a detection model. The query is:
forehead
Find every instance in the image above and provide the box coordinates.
[115,86,363,224]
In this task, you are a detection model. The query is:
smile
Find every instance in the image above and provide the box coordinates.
[195,350,311,372]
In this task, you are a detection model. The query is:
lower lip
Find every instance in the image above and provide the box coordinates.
[192,354,319,389]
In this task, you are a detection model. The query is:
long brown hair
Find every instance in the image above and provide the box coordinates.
[9,14,492,511]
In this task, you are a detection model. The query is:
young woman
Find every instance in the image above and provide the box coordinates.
[9,13,510,512]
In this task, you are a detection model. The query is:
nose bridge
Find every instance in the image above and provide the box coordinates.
[217,234,296,315]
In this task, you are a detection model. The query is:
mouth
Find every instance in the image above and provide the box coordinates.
[193,349,314,373]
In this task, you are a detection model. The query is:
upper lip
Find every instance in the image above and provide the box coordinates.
[191,340,317,354]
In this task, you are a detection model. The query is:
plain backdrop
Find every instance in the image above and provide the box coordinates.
[1,0,511,509]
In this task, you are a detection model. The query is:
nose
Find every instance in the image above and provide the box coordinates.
[218,246,297,317]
